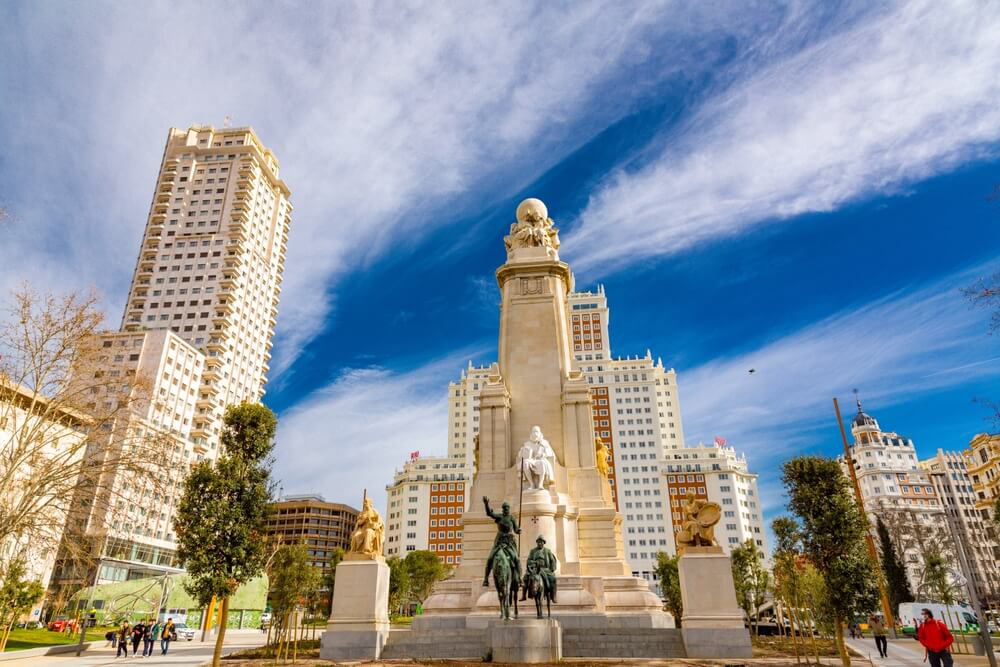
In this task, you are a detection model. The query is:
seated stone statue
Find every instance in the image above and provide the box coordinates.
[675,498,722,553]
[349,495,385,559]
[517,426,556,490]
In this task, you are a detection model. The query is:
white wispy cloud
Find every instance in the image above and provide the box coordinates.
[273,350,486,512]
[566,0,1000,274]
[679,262,1000,464]
[0,1,771,378]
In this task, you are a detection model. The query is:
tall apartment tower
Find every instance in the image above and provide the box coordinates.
[122,125,290,449]
[53,125,291,587]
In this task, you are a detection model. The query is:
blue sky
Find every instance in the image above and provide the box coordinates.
[2,1,999,531]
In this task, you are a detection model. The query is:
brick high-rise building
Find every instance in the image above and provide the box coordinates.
[264,495,358,571]
[52,125,290,589]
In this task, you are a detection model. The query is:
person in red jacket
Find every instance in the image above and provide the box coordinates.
[917,608,954,667]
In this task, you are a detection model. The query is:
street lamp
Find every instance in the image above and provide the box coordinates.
[929,471,997,667]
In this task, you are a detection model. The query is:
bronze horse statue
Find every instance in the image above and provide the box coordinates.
[523,560,554,618]
[490,547,519,620]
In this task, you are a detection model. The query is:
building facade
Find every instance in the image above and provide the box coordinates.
[965,433,1000,515]
[663,443,766,555]
[842,401,950,597]
[385,282,767,590]
[920,449,1000,606]
[385,456,471,563]
[0,383,89,620]
[264,495,358,570]
[52,125,290,590]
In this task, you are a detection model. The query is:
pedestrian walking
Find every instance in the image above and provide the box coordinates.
[917,608,954,667]
[849,622,857,639]
[160,617,175,655]
[131,619,145,655]
[149,621,163,655]
[869,614,888,658]
[116,621,131,658]
[143,618,157,657]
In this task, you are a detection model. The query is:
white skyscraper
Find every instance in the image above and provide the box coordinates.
[53,125,290,588]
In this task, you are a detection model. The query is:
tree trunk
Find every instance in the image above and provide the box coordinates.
[788,605,803,664]
[0,618,12,652]
[807,609,821,665]
[211,596,230,667]
[834,616,851,667]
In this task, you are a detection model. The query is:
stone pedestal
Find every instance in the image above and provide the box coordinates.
[487,618,562,663]
[319,558,390,661]
[678,547,752,658]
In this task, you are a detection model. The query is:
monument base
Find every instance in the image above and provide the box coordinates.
[487,618,561,663]
[678,547,752,658]
[319,559,390,661]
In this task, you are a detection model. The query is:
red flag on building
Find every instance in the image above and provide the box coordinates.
[714,436,727,446]
[409,450,420,461]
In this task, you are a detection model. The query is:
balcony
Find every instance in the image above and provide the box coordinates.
[157,193,171,204]
[201,383,220,397]
[230,209,249,224]
[202,368,221,381]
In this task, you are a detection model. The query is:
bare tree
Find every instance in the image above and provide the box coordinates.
[962,271,1000,334]
[0,286,173,597]
[877,507,958,600]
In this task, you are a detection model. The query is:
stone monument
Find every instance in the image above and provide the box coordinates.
[319,492,390,661]
[419,198,668,629]
[676,497,752,658]
[382,198,748,660]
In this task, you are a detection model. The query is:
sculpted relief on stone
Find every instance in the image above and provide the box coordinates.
[504,198,561,259]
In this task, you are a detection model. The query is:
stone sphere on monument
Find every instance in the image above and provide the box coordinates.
[516,198,548,222]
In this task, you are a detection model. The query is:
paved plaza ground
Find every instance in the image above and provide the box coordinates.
[0,629,265,667]
[5,629,994,667]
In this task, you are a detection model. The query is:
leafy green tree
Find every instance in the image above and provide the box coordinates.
[731,539,770,636]
[174,403,277,667]
[921,551,957,605]
[783,457,879,667]
[653,552,683,626]
[404,551,451,608]
[387,556,410,616]
[320,547,345,616]
[875,516,913,615]
[269,543,319,644]
[0,560,45,651]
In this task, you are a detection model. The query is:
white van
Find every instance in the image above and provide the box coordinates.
[898,602,978,632]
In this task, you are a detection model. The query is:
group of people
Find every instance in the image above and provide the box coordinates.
[105,617,176,658]
[853,609,955,667]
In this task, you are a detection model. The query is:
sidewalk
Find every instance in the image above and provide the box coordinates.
[0,629,265,667]
[847,636,994,667]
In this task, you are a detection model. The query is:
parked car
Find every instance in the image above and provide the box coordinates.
[173,623,196,641]
[174,623,195,641]
[47,617,78,633]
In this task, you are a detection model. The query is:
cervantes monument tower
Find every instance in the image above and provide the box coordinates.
[420,198,667,626]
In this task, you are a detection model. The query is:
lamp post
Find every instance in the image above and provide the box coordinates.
[930,471,997,667]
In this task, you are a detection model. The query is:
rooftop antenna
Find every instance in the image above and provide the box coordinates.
[853,387,862,412]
